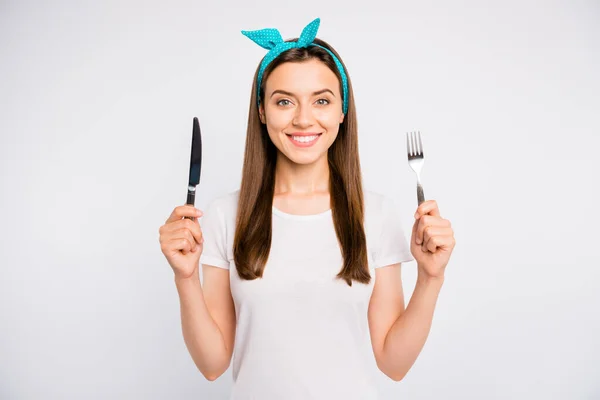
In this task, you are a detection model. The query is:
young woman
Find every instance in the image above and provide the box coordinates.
[159,18,456,399]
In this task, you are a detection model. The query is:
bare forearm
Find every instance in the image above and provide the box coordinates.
[381,272,444,381]
[175,275,228,380]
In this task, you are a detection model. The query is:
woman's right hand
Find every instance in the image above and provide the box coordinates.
[159,205,204,280]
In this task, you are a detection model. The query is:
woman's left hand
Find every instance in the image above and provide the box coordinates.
[411,200,456,280]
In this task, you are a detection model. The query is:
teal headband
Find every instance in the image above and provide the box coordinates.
[241,17,349,115]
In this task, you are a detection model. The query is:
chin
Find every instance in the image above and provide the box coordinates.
[283,150,326,166]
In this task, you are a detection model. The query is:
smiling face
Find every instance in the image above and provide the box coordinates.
[259,58,345,166]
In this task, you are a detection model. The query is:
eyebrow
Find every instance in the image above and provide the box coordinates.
[269,88,336,99]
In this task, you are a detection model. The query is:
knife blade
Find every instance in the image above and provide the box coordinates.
[185,117,202,220]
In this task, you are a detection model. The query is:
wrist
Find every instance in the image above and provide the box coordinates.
[417,270,445,287]
[174,272,201,287]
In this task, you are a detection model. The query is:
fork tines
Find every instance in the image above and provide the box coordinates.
[406,131,424,159]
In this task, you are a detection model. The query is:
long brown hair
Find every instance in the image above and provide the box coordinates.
[233,37,369,286]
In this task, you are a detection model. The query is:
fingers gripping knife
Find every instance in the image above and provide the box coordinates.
[185,117,202,221]
[406,131,425,206]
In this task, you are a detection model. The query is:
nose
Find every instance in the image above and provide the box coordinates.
[292,102,314,128]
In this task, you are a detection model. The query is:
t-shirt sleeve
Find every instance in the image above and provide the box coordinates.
[199,200,230,270]
[372,196,415,268]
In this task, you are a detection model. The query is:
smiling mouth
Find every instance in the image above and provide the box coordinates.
[285,133,322,144]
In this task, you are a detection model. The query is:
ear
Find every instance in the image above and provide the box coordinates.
[339,113,345,124]
[259,104,266,124]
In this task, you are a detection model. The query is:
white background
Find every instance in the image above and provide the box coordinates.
[1,0,599,399]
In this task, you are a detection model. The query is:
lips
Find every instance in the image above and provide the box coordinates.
[286,132,322,136]
[285,132,322,147]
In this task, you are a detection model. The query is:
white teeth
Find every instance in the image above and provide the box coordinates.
[292,135,318,143]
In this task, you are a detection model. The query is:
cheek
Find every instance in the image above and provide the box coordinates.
[266,112,292,133]
[316,111,342,129]
[265,113,290,144]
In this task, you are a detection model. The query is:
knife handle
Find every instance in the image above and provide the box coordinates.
[417,183,425,206]
[184,186,196,221]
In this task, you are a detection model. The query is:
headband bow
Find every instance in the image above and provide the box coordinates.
[241,18,349,115]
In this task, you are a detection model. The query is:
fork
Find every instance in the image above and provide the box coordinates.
[407,131,425,206]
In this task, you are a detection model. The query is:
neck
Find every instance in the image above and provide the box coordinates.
[273,152,330,196]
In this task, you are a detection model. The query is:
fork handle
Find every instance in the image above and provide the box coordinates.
[417,183,425,206]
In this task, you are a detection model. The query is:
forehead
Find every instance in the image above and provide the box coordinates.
[265,59,340,95]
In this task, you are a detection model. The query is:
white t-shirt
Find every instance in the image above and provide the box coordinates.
[199,190,414,399]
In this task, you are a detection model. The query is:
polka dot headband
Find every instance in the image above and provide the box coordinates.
[241,17,349,115]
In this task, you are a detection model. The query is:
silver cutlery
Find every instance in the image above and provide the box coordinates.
[407,131,425,206]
